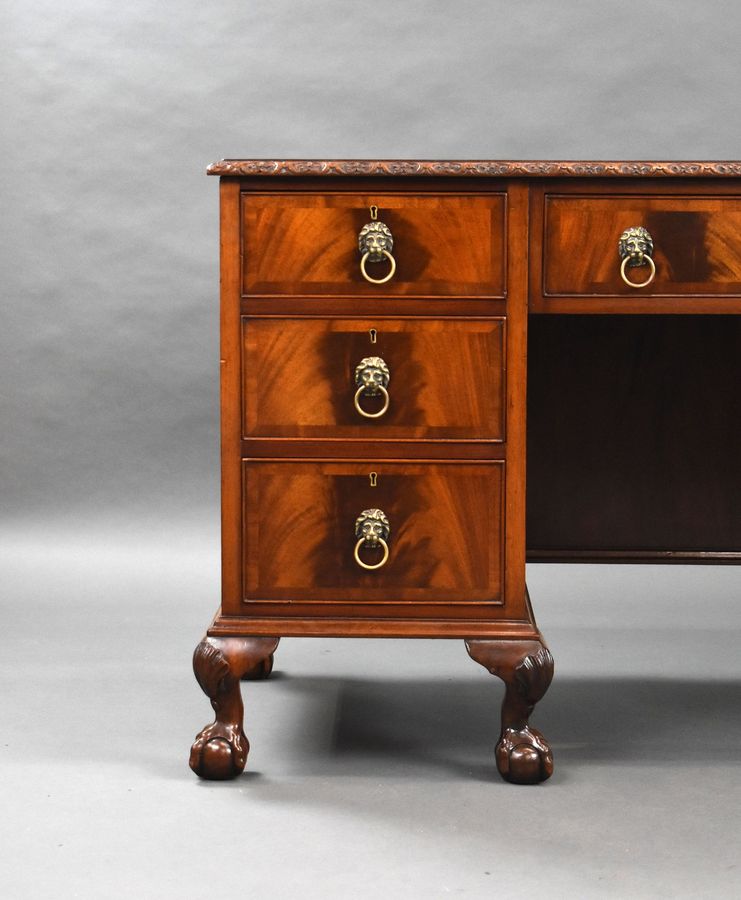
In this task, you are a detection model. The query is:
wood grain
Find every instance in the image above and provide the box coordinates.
[207,614,542,639]
[530,180,741,313]
[544,195,741,296]
[219,180,243,612]
[242,316,505,441]
[241,460,504,606]
[241,438,505,460]
[503,181,529,619]
[241,192,506,297]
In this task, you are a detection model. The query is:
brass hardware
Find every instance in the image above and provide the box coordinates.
[354,508,390,571]
[369,328,377,344]
[369,472,378,487]
[354,385,389,417]
[354,356,390,418]
[620,253,656,288]
[359,210,396,285]
[619,226,656,288]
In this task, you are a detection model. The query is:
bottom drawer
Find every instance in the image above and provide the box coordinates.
[242,460,504,606]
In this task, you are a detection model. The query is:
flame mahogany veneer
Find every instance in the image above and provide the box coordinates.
[190,161,741,785]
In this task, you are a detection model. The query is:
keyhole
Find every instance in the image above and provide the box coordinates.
[369,328,377,344]
[369,472,378,487]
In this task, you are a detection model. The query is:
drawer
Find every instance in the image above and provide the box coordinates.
[242,460,504,605]
[241,192,506,297]
[242,317,505,441]
[542,193,741,298]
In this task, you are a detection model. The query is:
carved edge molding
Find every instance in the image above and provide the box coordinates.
[207,159,741,177]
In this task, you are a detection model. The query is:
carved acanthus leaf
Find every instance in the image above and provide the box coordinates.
[514,646,555,704]
[207,159,741,178]
[193,640,230,697]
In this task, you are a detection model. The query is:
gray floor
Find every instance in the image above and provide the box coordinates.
[1,522,740,899]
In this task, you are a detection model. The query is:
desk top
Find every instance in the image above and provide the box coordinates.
[207,159,741,177]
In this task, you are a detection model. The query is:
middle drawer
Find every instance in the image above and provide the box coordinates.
[242,316,506,442]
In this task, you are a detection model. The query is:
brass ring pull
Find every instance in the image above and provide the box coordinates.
[360,249,396,284]
[358,209,396,285]
[354,383,390,418]
[354,508,390,571]
[354,537,389,570]
[620,253,656,288]
[618,225,656,289]
[354,356,390,419]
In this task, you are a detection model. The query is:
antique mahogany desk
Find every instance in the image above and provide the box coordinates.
[190,160,741,784]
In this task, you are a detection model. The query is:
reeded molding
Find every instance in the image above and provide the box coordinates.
[207,159,741,178]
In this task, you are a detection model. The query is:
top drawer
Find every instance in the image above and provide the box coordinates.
[541,192,741,300]
[241,192,506,298]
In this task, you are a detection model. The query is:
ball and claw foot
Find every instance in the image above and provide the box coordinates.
[189,636,279,780]
[189,722,249,780]
[466,638,554,785]
[497,725,553,785]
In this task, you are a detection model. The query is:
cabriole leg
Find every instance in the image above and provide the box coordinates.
[242,640,279,680]
[189,636,279,780]
[466,638,554,784]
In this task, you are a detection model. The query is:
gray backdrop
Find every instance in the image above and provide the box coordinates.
[2,2,740,898]
[3,0,741,526]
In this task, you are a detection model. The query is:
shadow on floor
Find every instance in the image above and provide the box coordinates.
[276,674,741,773]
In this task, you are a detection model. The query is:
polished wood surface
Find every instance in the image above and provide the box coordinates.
[530,180,741,313]
[545,195,741,295]
[219,180,243,612]
[206,614,541,639]
[502,181,529,612]
[242,316,505,441]
[241,192,506,297]
[193,160,741,783]
[241,460,504,606]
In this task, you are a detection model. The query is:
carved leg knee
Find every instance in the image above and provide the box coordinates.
[189,636,279,780]
[466,638,554,785]
[241,649,277,681]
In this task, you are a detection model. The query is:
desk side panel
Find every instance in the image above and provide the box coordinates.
[220,179,245,611]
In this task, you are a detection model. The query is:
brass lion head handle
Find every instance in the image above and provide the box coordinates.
[354,508,390,571]
[358,206,396,285]
[354,356,390,419]
[618,226,656,288]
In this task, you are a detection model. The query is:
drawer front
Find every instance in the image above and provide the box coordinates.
[543,194,741,297]
[241,192,506,297]
[242,460,504,605]
[242,317,505,441]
